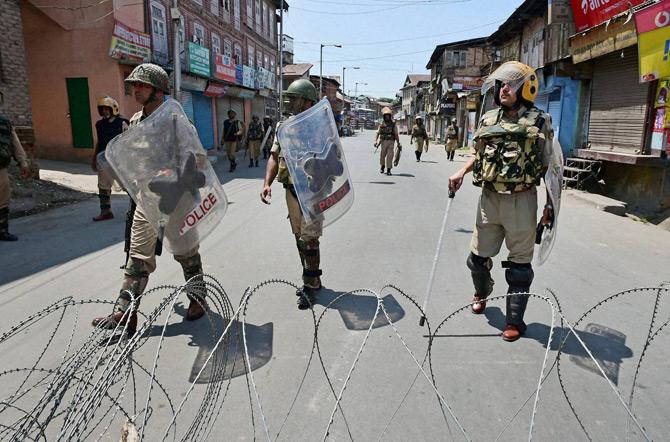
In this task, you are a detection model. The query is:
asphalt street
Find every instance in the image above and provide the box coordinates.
[1,130,669,441]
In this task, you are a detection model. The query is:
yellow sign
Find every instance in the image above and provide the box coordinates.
[570,18,637,64]
[638,25,670,82]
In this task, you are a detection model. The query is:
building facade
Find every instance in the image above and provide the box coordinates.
[399,74,430,134]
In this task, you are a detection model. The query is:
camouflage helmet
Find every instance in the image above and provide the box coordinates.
[125,63,170,93]
[284,79,318,103]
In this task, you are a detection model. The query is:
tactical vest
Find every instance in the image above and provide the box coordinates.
[223,119,239,142]
[472,107,545,193]
[248,122,263,140]
[412,124,427,139]
[379,122,396,141]
[0,116,14,168]
[446,126,457,139]
[96,116,126,151]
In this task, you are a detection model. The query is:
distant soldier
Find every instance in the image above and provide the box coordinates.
[221,110,245,172]
[0,104,30,241]
[445,118,459,161]
[247,115,263,168]
[448,61,555,342]
[262,116,274,159]
[91,96,128,221]
[374,107,401,176]
[410,116,429,161]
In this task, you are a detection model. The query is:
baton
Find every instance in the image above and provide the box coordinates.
[419,188,456,327]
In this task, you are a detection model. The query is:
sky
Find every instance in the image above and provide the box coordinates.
[282,0,526,99]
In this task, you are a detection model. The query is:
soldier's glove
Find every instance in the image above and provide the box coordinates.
[148,152,206,215]
[303,142,344,194]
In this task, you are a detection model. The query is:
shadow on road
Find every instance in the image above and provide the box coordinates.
[420,161,438,164]
[484,306,633,384]
[392,173,416,177]
[367,181,395,185]
[145,302,273,383]
[315,288,405,330]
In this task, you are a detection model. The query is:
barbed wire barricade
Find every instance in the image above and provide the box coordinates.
[0,277,667,440]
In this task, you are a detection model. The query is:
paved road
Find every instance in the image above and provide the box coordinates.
[1,130,669,440]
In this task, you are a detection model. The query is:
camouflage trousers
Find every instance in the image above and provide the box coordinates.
[248,139,261,160]
[414,137,427,153]
[120,206,204,306]
[223,141,238,162]
[285,189,323,288]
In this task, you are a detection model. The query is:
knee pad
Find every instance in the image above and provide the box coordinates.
[504,262,534,291]
[467,253,492,274]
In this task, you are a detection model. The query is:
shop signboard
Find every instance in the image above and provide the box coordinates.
[569,0,646,32]
[636,0,670,82]
[453,76,484,91]
[188,42,210,78]
[109,19,151,63]
[214,54,236,83]
[570,18,637,63]
[242,66,255,88]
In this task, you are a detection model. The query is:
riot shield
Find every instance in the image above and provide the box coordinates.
[535,137,564,266]
[105,98,228,255]
[276,98,354,227]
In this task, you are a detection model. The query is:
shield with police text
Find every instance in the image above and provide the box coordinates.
[276,98,354,227]
[105,98,227,255]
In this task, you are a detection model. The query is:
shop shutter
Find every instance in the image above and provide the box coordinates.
[588,47,650,152]
[252,96,265,118]
[179,91,194,123]
[192,92,215,150]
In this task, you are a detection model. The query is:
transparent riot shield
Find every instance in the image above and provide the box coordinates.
[105,98,227,255]
[276,98,354,227]
[535,137,564,266]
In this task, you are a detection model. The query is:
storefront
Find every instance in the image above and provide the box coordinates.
[178,73,216,151]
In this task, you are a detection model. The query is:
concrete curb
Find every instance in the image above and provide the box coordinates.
[565,189,627,216]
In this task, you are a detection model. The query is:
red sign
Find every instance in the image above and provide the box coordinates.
[214,54,236,83]
[570,0,646,32]
[179,192,219,235]
[204,83,227,97]
[109,19,151,62]
[635,0,670,34]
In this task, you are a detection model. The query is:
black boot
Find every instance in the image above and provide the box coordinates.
[415,151,420,162]
[255,160,259,167]
[380,166,385,174]
[0,207,17,241]
[249,159,254,168]
[386,168,392,176]
[296,285,320,310]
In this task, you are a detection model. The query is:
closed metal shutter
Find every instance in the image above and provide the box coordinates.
[192,92,214,150]
[252,96,265,118]
[535,93,549,113]
[216,97,245,144]
[548,88,562,136]
[179,91,194,122]
[588,47,650,152]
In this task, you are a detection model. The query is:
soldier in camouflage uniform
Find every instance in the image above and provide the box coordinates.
[375,107,401,176]
[445,118,459,161]
[247,115,263,168]
[221,110,245,172]
[92,63,208,335]
[448,61,554,342]
[0,96,31,241]
[262,116,274,159]
[261,79,323,310]
[410,116,429,162]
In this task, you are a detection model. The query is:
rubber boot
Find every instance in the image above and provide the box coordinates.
[386,168,392,176]
[415,151,420,162]
[255,160,259,167]
[380,166,385,174]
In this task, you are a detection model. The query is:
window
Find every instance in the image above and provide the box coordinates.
[246,0,253,27]
[212,33,221,55]
[178,17,186,63]
[266,2,272,40]
[211,0,219,17]
[224,39,232,58]
[269,8,275,43]
[460,51,466,67]
[269,56,275,74]
[256,51,262,70]
[192,0,202,5]
[193,22,205,45]
[445,50,467,68]
[248,44,255,67]
[234,0,240,30]
[262,2,267,38]
[150,1,168,65]
[264,54,269,70]
[223,0,230,22]
[255,0,261,32]
[234,43,242,65]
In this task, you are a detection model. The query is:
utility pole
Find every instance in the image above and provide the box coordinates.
[279,1,284,119]
[171,0,181,101]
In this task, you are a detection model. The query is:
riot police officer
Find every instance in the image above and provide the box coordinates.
[375,107,401,175]
[0,99,30,241]
[92,63,208,334]
[445,117,459,161]
[247,115,263,168]
[410,116,428,161]
[92,96,128,221]
[448,61,554,342]
[260,79,323,309]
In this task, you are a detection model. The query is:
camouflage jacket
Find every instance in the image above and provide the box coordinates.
[377,121,397,141]
[472,106,551,193]
[411,124,427,139]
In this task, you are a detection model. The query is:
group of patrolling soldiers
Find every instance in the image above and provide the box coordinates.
[0,60,558,344]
